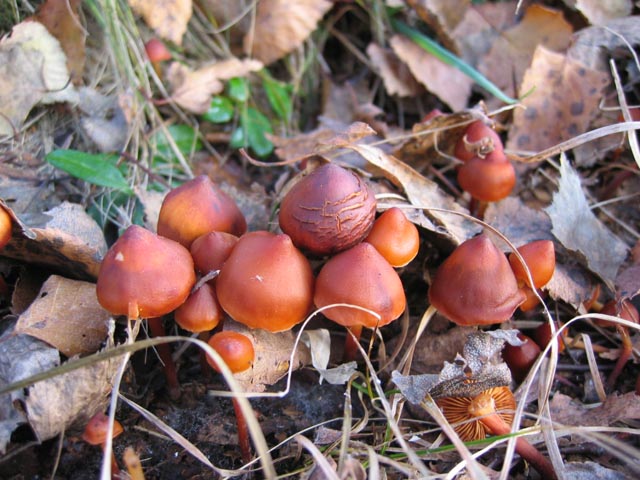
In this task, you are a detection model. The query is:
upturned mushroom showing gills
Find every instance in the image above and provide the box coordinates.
[96,225,196,320]
[428,234,525,326]
[216,231,314,332]
[157,175,247,248]
[278,163,377,256]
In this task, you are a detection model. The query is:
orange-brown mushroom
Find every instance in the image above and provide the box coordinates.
[501,333,542,383]
[216,231,314,332]
[158,175,247,248]
[508,240,555,312]
[428,234,525,326]
[82,412,124,478]
[190,231,238,276]
[0,206,11,249]
[96,225,196,396]
[174,283,222,333]
[364,207,420,268]
[206,331,255,463]
[279,163,377,256]
[314,242,406,360]
[436,386,556,479]
[457,150,516,204]
[454,120,503,162]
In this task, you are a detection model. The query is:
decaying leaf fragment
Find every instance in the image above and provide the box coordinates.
[390,34,472,111]
[366,43,422,97]
[545,157,628,286]
[128,0,192,45]
[15,275,111,357]
[0,21,77,136]
[167,58,263,113]
[575,0,632,27]
[507,45,610,152]
[243,0,333,65]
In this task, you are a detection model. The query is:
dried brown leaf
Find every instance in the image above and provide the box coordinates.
[405,0,471,53]
[507,46,610,152]
[616,264,640,302]
[223,320,311,393]
[483,197,554,247]
[546,260,594,309]
[479,4,573,104]
[575,0,632,26]
[15,275,111,357]
[2,202,107,281]
[167,58,263,113]
[366,43,422,97]
[243,0,332,65]
[0,21,76,136]
[545,157,628,285]
[550,391,640,426]
[128,0,192,45]
[390,34,472,111]
[33,0,86,84]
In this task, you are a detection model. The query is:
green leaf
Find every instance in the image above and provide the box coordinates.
[243,107,273,157]
[262,74,292,120]
[229,126,246,149]
[46,149,132,193]
[390,18,517,105]
[154,124,203,155]
[227,77,250,103]
[202,96,235,123]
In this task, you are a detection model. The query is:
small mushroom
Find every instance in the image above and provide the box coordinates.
[216,231,314,332]
[279,163,377,256]
[0,206,11,249]
[190,231,239,276]
[428,234,525,326]
[314,242,406,360]
[174,283,222,333]
[457,150,516,204]
[82,412,124,478]
[364,207,420,267]
[454,120,503,162]
[508,240,556,312]
[158,175,247,248]
[144,38,171,78]
[436,386,557,479]
[501,333,542,383]
[207,331,256,464]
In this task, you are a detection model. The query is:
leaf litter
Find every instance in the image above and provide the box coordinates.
[1,2,640,479]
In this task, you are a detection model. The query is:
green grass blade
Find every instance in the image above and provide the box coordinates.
[390,18,517,105]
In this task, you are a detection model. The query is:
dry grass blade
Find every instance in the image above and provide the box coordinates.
[295,434,341,480]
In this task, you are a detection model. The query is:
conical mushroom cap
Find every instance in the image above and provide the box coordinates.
[96,225,196,319]
[428,234,525,326]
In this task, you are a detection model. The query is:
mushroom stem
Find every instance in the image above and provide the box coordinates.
[607,326,633,390]
[232,397,252,464]
[469,392,557,480]
[198,331,213,379]
[147,316,180,399]
[343,325,363,362]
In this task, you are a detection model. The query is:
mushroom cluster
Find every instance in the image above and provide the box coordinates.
[454,120,516,217]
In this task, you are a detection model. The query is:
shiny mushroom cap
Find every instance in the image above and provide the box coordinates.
[158,175,247,248]
[428,234,525,326]
[314,242,407,329]
[82,412,124,446]
[96,225,196,319]
[364,207,420,267]
[207,331,255,373]
[508,240,556,289]
[216,231,314,332]
[174,283,222,333]
[457,150,516,202]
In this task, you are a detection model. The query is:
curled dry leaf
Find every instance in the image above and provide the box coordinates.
[222,320,311,393]
[478,4,573,105]
[390,34,472,112]
[243,0,333,65]
[1,202,107,281]
[575,0,632,27]
[366,43,422,98]
[15,275,111,357]
[33,0,86,85]
[507,46,610,153]
[128,0,192,45]
[545,157,628,286]
[167,58,263,113]
[0,21,77,136]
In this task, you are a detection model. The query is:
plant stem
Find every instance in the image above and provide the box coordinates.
[147,316,180,399]
[343,324,363,362]
[232,397,252,464]
[607,326,633,390]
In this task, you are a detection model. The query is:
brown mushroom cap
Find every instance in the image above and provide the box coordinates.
[82,412,124,446]
[0,207,12,249]
[190,231,238,274]
[96,225,196,319]
[158,175,247,248]
[457,151,516,202]
[216,231,314,332]
[508,240,556,289]
[428,234,525,326]
[207,331,255,373]
[174,283,222,333]
[364,207,420,267]
[279,163,377,255]
[595,299,640,328]
[435,386,515,442]
[454,120,503,162]
[314,242,406,329]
